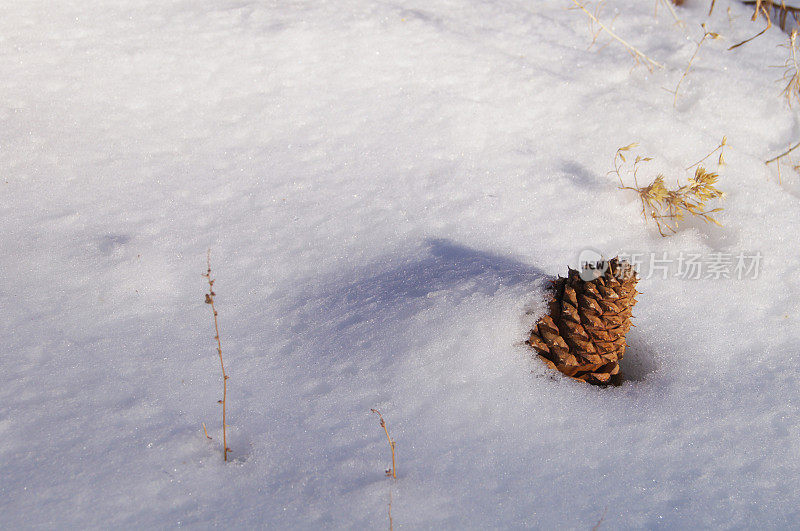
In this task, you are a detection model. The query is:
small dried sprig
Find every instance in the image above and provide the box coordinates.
[570,0,664,71]
[672,24,721,106]
[611,146,726,237]
[204,250,230,462]
[611,143,650,188]
[781,29,800,105]
[686,136,727,170]
[371,409,397,479]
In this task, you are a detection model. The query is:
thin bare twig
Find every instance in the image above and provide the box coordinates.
[388,488,394,531]
[591,507,608,531]
[204,250,229,462]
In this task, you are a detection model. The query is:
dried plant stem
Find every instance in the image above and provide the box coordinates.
[729,24,769,50]
[202,422,212,440]
[709,0,717,16]
[371,409,396,479]
[673,25,720,106]
[766,138,800,164]
[571,0,664,70]
[204,250,229,462]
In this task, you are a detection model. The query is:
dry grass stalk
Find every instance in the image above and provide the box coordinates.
[570,0,664,71]
[204,250,230,462]
[730,1,772,49]
[672,24,721,106]
[202,422,212,440]
[371,409,397,479]
[611,144,726,236]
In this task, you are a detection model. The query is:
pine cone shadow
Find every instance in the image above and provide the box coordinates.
[281,238,548,363]
[614,337,658,385]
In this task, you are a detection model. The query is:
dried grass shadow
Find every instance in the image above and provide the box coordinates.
[560,160,604,191]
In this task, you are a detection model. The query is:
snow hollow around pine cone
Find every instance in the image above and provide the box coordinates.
[527,258,639,385]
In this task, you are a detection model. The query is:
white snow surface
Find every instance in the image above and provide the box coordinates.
[3,0,800,528]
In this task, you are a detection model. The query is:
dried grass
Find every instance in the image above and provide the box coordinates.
[611,144,726,237]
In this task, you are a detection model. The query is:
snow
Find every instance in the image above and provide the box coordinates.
[2,0,800,528]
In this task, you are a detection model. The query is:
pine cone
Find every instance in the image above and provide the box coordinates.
[528,258,639,385]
